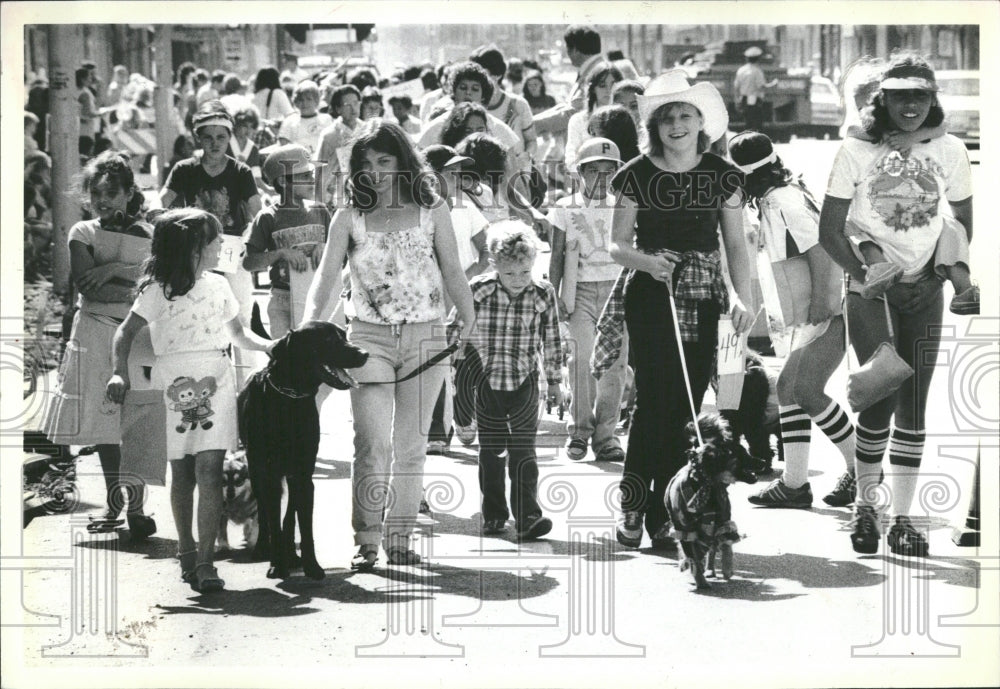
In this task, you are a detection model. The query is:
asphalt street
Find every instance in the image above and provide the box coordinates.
[9,140,999,688]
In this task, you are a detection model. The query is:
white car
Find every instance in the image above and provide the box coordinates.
[936,70,979,149]
[809,75,845,139]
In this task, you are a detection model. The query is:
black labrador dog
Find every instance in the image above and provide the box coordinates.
[664,413,761,589]
[238,320,368,579]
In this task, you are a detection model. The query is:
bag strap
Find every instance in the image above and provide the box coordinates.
[843,279,896,373]
[843,277,852,372]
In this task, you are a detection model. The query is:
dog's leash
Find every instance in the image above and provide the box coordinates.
[362,340,462,385]
[666,279,705,449]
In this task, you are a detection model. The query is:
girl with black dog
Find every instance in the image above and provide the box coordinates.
[597,70,754,550]
[728,131,857,510]
[107,209,274,592]
[819,54,974,556]
[302,120,476,571]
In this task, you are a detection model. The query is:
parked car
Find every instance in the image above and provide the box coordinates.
[935,70,979,149]
[808,75,845,139]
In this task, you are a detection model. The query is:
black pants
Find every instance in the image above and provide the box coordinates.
[619,273,720,537]
[740,98,765,132]
[476,371,542,524]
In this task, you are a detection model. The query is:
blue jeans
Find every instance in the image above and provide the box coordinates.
[346,319,448,551]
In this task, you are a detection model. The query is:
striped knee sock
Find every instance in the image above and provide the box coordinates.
[814,400,856,473]
[779,405,811,488]
[889,427,925,517]
[855,424,890,507]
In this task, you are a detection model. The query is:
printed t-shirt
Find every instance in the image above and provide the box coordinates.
[164,157,257,236]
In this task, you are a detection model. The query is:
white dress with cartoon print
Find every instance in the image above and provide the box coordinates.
[826,135,973,278]
[130,273,240,458]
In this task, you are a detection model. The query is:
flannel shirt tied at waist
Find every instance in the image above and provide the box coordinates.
[590,250,729,379]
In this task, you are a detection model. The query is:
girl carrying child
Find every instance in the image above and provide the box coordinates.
[106,208,273,592]
[728,132,858,509]
[43,151,156,539]
[841,60,978,315]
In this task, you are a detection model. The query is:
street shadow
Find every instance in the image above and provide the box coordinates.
[420,512,638,564]
[277,562,560,605]
[652,551,886,600]
[155,587,324,617]
[73,534,179,561]
[883,555,980,589]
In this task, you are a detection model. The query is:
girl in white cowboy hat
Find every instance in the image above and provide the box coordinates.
[594,69,754,550]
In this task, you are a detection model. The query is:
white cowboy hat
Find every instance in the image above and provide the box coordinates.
[637,69,729,142]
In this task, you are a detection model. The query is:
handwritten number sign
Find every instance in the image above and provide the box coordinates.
[716,316,746,410]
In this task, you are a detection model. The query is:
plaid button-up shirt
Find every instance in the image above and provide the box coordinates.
[591,250,729,378]
[463,272,564,392]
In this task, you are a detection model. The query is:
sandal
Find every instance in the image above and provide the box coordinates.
[350,545,379,572]
[178,550,197,585]
[193,563,225,592]
[386,546,421,566]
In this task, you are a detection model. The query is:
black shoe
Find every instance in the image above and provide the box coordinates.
[887,516,929,557]
[616,511,643,548]
[482,518,508,535]
[517,515,552,541]
[127,514,157,541]
[823,472,856,507]
[850,505,880,554]
[748,479,813,508]
[649,523,676,552]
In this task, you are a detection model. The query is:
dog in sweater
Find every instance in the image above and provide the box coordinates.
[664,413,760,589]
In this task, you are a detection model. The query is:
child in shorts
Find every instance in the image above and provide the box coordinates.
[845,71,978,314]
[244,144,330,338]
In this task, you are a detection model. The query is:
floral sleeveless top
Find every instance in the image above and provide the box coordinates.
[347,207,445,324]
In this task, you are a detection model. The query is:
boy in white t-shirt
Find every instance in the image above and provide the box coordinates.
[277,81,333,156]
[546,138,628,462]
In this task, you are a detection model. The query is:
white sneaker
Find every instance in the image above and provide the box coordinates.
[426,440,448,455]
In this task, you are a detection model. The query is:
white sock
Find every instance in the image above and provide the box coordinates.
[779,405,811,489]
[814,400,856,473]
[888,427,925,517]
[854,423,890,508]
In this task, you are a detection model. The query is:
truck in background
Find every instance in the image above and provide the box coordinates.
[669,40,844,141]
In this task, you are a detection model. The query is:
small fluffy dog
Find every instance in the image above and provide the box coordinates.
[664,413,760,590]
[218,450,260,554]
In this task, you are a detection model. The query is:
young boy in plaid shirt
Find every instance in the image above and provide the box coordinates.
[456,221,563,540]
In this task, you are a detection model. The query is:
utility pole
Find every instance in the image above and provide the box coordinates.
[152,26,175,187]
[47,25,84,297]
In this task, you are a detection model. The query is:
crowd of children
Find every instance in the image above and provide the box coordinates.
[35,36,980,592]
